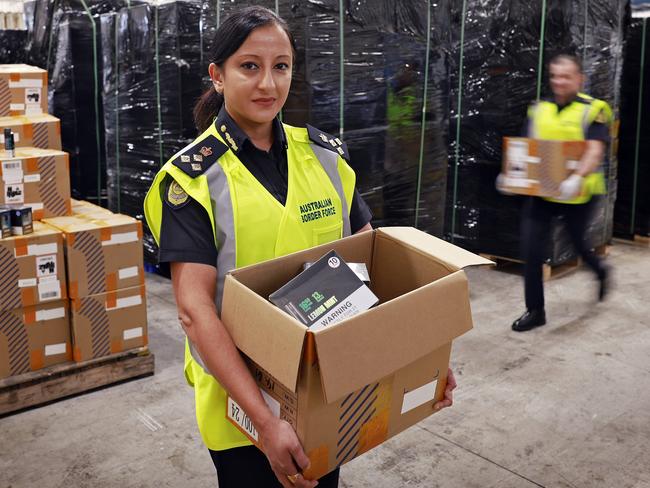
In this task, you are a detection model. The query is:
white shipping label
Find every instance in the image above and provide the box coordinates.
[226,390,279,444]
[18,278,37,288]
[118,266,139,280]
[8,103,25,111]
[503,177,534,189]
[9,78,43,88]
[23,174,41,183]
[1,160,23,184]
[25,88,42,105]
[25,243,58,256]
[27,202,44,211]
[38,280,61,301]
[401,379,439,414]
[227,396,259,442]
[5,183,24,204]
[566,160,579,170]
[0,133,21,143]
[508,140,529,161]
[107,294,142,311]
[45,343,67,356]
[35,306,65,322]
[25,106,44,115]
[123,327,143,341]
[102,231,139,246]
[36,254,57,278]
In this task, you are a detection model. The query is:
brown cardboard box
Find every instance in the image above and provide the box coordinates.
[71,198,113,217]
[70,285,148,362]
[0,65,48,117]
[498,137,586,197]
[0,113,62,150]
[221,227,491,479]
[0,300,72,379]
[44,213,144,299]
[0,147,72,219]
[0,221,67,312]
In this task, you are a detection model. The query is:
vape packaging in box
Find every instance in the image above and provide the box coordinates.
[6,206,33,235]
[70,285,148,362]
[0,300,71,379]
[0,221,66,312]
[0,114,62,150]
[44,212,144,299]
[0,206,11,237]
[0,147,71,219]
[0,64,48,116]
[271,250,378,332]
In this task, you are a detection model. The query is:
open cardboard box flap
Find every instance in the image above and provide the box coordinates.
[376,227,493,270]
[222,275,307,392]
[312,270,473,403]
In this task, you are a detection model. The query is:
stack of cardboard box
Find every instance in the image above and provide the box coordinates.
[0,65,147,379]
[0,221,71,378]
[44,205,148,362]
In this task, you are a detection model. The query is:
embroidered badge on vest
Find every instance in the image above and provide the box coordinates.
[172,134,228,177]
[166,179,189,208]
[306,124,350,161]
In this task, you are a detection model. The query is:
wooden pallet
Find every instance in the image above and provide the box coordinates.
[0,347,155,417]
[480,245,609,282]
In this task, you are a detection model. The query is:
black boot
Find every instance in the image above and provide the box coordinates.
[598,266,610,302]
[512,309,546,332]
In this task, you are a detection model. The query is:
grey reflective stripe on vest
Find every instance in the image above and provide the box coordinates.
[528,104,538,138]
[186,146,352,372]
[580,102,592,137]
[308,143,352,238]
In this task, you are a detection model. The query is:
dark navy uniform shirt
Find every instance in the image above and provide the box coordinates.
[158,107,373,267]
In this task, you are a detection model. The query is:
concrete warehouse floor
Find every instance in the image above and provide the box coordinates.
[1,241,649,488]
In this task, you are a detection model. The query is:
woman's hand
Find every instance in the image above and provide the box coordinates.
[258,417,318,488]
[434,368,457,411]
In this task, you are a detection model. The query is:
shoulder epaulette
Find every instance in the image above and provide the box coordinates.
[306,124,350,161]
[171,134,229,177]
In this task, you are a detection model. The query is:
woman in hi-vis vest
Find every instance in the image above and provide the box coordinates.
[144,7,456,487]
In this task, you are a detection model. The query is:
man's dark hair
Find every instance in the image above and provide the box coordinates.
[549,54,583,74]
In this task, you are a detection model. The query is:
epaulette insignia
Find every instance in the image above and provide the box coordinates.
[306,124,350,161]
[172,134,228,177]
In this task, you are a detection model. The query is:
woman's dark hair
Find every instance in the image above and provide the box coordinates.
[193,6,297,133]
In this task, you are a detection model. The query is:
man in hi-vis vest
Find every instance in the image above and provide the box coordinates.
[504,54,611,332]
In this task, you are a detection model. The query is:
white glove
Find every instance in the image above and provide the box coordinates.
[558,174,584,200]
[496,173,515,195]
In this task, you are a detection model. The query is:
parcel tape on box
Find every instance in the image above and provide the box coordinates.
[0,65,48,117]
[44,212,144,299]
[0,300,71,379]
[0,147,71,219]
[70,285,148,362]
[0,222,66,312]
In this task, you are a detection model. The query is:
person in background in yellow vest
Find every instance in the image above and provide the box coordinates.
[144,6,456,487]
[501,54,611,332]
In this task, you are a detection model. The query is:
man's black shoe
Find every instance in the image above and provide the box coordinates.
[511,309,546,332]
[598,267,610,302]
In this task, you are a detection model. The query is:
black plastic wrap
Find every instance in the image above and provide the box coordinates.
[445,0,627,264]
[615,16,650,238]
[0,30,28,64]
[25,0,130,206]
[101,2,204,263]
[279,0,451,234]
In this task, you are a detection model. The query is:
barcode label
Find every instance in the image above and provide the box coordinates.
[1,161,23,184]
[38,280,61,301]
